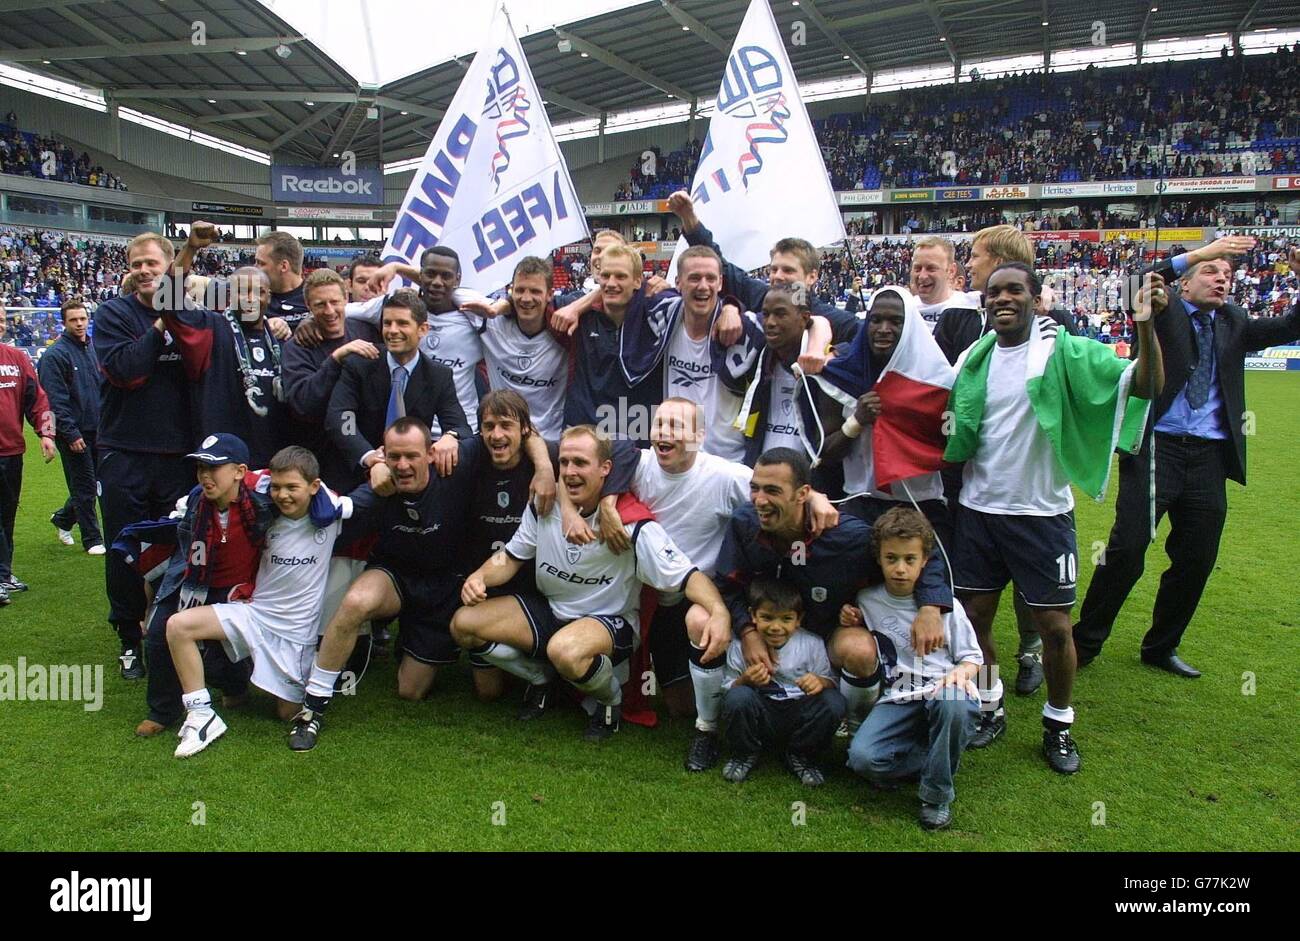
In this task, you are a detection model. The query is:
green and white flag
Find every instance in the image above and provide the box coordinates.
[944,317,1151,502]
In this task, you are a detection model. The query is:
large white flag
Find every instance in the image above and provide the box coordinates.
[381,7,588,290]
[670,0,844,278]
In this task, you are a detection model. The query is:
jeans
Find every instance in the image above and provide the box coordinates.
[721,685,847,759]
[846,693,980,805]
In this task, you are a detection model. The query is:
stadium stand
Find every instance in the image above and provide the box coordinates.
[611,46,1300,197]
[2,115,127,191]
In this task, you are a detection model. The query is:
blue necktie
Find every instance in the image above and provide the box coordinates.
[1185,311,1214,410]
[386,365,408,426]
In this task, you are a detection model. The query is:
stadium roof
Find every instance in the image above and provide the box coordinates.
[1,0,1295,166]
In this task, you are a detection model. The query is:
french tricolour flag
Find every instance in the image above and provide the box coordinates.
[815,287,955,491]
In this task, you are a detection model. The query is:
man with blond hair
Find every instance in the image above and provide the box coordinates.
[909,235,981,333]
[93,231,195,679]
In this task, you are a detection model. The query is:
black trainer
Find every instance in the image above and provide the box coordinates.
[785,751,826,787]
[968,702,1005,748]
[1,576,28,592]
[517,682,552,721]
[1015,650,1044,695]
[684,729,720,772]
[119,648,145,681]
[1043,727,1082,774]
[919,802,953,830]
[583,702,620,742]
[289,709,323,751]
[721,753,759,782]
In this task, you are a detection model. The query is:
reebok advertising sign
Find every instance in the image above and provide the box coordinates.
[271,163,384,205]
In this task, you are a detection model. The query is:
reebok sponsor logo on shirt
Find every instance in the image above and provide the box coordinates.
[539,561,614,586]
[50,871,151,921]
[497,365,558,387]
[271,554,319,567]
[668,355,713,387]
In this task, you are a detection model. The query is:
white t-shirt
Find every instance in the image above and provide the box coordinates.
[632,449,751,583]
[703,382,748,463]
[664,322,714,411]
[856,585,982,704]
[722,629,833,701]
[504,504,696,634]
[479,315,567,439]
[959,340,1074,515]
[249,511,344,646]
[762,363,805,454]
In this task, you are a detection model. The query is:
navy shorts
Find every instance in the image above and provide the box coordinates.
[517,594,634,667]
[367,564,462,665]
[648,598,691,687]
[950,507,1078,608]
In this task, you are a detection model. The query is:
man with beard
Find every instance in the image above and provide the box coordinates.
[160,267,288,468]
[667,190,859,345]
[706,447,952,748]
[945,262,1164,774]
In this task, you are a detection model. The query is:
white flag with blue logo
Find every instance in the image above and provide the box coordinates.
[670,0,845,278]
[381,6,589,291]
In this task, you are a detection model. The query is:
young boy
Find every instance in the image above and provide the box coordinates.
[843,507,983,830]
[166,445,347,758]
[720,579,846,787]
[135,433,266,737]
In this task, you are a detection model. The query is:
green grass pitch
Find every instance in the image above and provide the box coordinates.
[1,374,1295,851]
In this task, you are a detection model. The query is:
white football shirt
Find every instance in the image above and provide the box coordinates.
[479,315,568,439]
[249,511,343,646]
[504,504,696,634]
[959,340,1074,515]
[762,362,805,454]
[663,323,714,410]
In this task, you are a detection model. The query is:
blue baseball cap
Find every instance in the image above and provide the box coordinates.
[186,433,250,467]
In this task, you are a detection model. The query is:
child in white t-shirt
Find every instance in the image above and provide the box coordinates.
[720,579,846,787]
[167,445,347,758]
[843,507,983,830]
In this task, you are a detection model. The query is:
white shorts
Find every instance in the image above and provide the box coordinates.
[216,602,315,704]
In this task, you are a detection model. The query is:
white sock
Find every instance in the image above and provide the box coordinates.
[688,643,724,732]
[1042,702,1075,725]
[479,642,555,687]
[181,689,212,714]
[840,667,882,725]
[573,655,622,706]
[979,676,1005,708]
[305,661,341,701]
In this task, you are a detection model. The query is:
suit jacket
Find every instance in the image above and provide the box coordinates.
[1139,257,1300,485]
[325,352,471,481]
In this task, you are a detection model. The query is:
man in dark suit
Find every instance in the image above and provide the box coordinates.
[326,289,471,491]
[1075,236,1300,677]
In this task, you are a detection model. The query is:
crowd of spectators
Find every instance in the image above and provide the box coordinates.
[823,46,1300,190]
[810,231,1296,327]
[2,112,127,191]
[614,140,702,199]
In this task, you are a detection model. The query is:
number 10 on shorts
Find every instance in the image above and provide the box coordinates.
[1055,552,1077,586]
